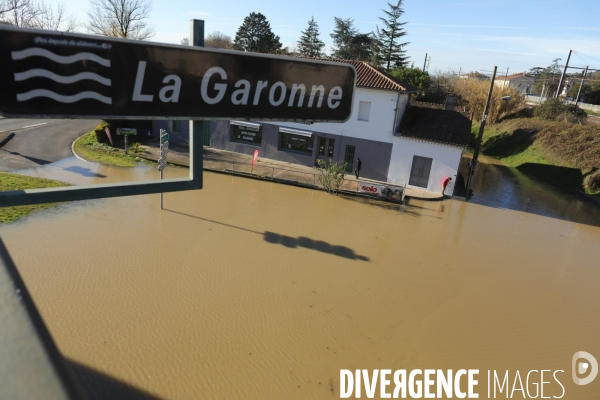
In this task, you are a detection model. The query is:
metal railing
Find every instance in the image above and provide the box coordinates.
[525,95,600,112]
[203,157,405,202]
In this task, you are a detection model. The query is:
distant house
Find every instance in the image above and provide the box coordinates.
[153,58,471,194]
[460,71,490,81]
[494,72,536,94]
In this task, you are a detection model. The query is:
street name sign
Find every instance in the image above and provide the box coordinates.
[116,128,137,135]
[0,26,356,122]
[161,134,169,144]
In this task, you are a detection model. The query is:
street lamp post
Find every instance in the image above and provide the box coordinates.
[465,66,498,200]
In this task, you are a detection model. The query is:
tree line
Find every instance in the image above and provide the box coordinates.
[225,0,410,72]
[2,0,433,92]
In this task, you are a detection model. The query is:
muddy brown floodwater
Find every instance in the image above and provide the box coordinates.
[1,158,600,399]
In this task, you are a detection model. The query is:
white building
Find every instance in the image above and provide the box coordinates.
[154,59,471,195]
[494,72,536,94]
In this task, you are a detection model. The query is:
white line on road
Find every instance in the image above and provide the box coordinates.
[20,122,48,129]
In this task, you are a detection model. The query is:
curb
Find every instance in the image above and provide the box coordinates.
[70,136,91,163]
[0,132,15,148]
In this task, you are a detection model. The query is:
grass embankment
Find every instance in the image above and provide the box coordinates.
[74,130,142,167]
[474,117,600,197]
[0,172,69,223]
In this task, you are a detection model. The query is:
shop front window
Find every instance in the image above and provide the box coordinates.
[230,122,262,146]
[279,129,314,154]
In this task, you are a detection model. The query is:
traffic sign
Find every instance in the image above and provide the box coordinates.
[160,134,169,144]
[158,156,166,165]
[160,148,169,157]
[158,163,167,171]
[0,26,356,121]
[116,128,137,135]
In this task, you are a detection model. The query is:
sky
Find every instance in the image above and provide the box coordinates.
[59,0,600,75]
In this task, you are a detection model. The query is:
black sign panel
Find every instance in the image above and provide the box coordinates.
[0,26,356,122]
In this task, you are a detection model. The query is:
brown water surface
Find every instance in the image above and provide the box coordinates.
[1,160,600,399]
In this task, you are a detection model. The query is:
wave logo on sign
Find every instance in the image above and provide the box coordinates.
[11,47,112,104]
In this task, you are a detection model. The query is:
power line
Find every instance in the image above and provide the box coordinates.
[573,51,600,69]
[574,51,600,64]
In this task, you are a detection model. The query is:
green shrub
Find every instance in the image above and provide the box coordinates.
[534,98,587,122]
[129,142,143,154]
[584,170,600,193]
[313,159,347,194]
[93,121,111,144]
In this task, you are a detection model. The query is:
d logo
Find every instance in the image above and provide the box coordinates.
[572,351,598,385]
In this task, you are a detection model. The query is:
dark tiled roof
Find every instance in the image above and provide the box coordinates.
[502,72,535,80]
[286,56,417,92]
[398,103,472,147]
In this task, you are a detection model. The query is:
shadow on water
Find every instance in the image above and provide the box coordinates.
[165,209,369,261]
[337,194,442,219]
[469,159,600,227]
[67,359,162,400]
[264,231,370,261]
[516,163,583,192]
[62,166,107,178]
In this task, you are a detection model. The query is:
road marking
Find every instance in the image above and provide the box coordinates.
[20,122,48,129]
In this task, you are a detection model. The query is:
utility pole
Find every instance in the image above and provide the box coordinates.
[465,66,498,200]
[575,66,588,105]
[423,53,427,72]
[555,50,572,97]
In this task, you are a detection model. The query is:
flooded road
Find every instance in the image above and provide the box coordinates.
[1,158,600,399]
[470,156,600,226]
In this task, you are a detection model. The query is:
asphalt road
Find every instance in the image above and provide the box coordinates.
[0,118,100,171]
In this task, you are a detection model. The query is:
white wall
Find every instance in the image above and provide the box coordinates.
[275,88,409,144]
[387,137,463,194]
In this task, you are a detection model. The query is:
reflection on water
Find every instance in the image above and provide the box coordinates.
[1,158,600,399]
[471,156,600,226]
[9,156,157,185]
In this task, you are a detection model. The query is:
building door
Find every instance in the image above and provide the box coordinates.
[316,137,335,165]
[343,145,356,173]
[409,156,433,188]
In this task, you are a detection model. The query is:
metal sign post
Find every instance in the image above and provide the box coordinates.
[116,128,137,155]
[158,129,169,209]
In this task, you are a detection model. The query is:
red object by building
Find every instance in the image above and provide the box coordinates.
[104,127,113,146]
[252,149,259,172]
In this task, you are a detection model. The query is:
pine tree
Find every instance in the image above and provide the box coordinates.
[330,17,357,59]
[374,0,410,70]
[233,12,282,54]
[330,17,374,61]
[297,17,325,57]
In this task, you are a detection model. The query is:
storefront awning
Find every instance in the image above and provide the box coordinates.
[231,121,261,129]
[279,127,313,137]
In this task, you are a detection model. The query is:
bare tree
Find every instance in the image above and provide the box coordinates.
[0,0,77,31]
[205,31,232,49]
[1,0,37,27]
[35,2,77,31]
[180,36,188,45]
[87,0,154,40]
